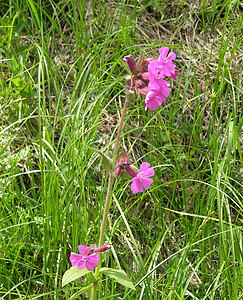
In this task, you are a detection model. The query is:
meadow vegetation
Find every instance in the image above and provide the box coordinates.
[0,0,242,299]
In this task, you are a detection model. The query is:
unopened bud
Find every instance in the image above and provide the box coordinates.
[115,166,123,178]
[123,55,137,73]
[124,165,139,178]
[115,148,133,172]
[94,245,112,252]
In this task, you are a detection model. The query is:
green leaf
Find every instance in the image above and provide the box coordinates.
[99,267,136,290]
[86,271,98,282]
[86,145,113,173]
[101,153,113,173]
[62,267,91,287]
[11,77,23,88]
[14,21,25,35]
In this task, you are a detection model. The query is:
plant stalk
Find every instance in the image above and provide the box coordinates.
[98,95,129,247]
[91,91,132,299]
[90,280,98,300]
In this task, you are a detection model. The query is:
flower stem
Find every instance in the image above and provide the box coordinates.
[91,90,132,298]
[99,97,128,247]
[90,280,98,300]
[98,94,129,247]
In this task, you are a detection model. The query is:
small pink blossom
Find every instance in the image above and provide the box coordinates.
[131,162,154,194]
[145,80,171,111]
[70,244,111,271]
[157,47,178,80]
[70,245,99,271]
[148,60,165,80]
[145,89,167,111]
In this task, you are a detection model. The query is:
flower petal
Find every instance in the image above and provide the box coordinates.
[158,47,170,61]
[145,90,166,111]
[87,253,100,263]
[77,260,86,270]
[69,253,82,267]
[142,167,154,178]
[141,177,153,190]
[78,245,86,255]
[85,260,95,271]
[87,257,99,268]
[131,178,144,193]
[167,52,176,61]
[170,69,179,80]
[148,60,159,77]
[140,162,150,172]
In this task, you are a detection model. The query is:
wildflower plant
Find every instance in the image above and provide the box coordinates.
[62,47,178,299]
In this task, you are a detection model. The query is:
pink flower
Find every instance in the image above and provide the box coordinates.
[145,89,167,111]
[69,244,111,271]
[130,162,154,194]
[123,47,178,111]
[148,60,165,80]
[115,150,155,193]
[157,47,178,80]
[145,80,171,111]
[70,245,99,271]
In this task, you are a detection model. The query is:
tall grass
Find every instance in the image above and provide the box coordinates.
[0,0,242,299]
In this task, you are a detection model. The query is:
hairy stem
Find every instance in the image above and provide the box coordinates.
[91,91,132,299]
[90,280,98,300]
[99,95,129,247]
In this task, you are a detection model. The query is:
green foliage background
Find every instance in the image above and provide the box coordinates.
[0,0,242,299]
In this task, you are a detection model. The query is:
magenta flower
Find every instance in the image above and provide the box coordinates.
[145,80,171,111]
[70,245,99,271]
[157,47,178,80]
[148,60,165,80]
[130,162,154,194]
[145,89,167,111]
[69,244,111,271]
[123,47,178,111]
[115,150,155,193]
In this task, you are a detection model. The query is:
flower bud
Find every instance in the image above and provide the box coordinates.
[94,245,112,252]
[123,55,137,73]
[124,165,139,178]
[115,148,133,178]
[115,166,123,178]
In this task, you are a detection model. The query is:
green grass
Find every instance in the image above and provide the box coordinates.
[0,0,242,299]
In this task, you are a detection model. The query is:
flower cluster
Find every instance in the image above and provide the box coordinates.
[123,47,178,111]
[70,244,111,271]
[115,149,154,194]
